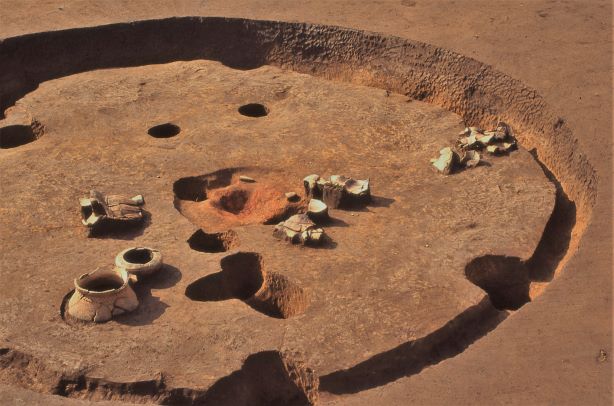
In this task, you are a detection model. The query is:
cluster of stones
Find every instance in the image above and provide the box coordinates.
[273,174,371,246]
[65,247,163,323]
[431,121,517,174]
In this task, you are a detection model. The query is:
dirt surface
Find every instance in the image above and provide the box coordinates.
[0,58,554,400]
[0,1,611,405]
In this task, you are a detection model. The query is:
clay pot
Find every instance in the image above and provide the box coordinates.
[67,267,138,323]
[115,247,163,277]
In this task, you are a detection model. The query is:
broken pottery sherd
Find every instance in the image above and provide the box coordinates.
[307,199,329,223]
[273,214,325,246]
[430,147,459,174]
[67,267,138,323]
[115,247,163,278]
[79,190,145,235]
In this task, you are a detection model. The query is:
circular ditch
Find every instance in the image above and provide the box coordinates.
[0,16,596,404]
[238,103,269,118]
[147,122,181,138]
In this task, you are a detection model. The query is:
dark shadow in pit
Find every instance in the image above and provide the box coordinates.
[320,297,507,394]
[114,264,182,326]
[148,122,180,138]
[201,351,313,406]
[0,124,38,148]
[48,350,312,405]
[526,149,577,282]
[188,229,239,253]
[238,103,269,118]
[465,256,530,310]
[87,210,151,241]
[185,252,282,318]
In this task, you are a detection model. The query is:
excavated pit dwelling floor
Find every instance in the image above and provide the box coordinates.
[0,60,554,397]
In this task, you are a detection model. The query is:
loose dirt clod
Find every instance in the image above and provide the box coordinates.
[274,214,325,246]
[80,190,145,236]
[66,267,138,323]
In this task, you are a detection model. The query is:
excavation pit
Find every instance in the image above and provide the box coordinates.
[0,124,37,148]
[0,16,593,406]
[238,103,269,118]
[174,169,304,232]
[187,229,239,253]
[147,122,181,138]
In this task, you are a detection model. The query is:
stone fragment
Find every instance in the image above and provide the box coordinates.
[285,191,299,202]
[476,133,495,146]
[273,214,325,246]
[457,132,480,150]
[430,147,459,174]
